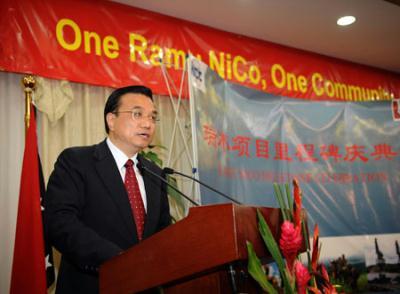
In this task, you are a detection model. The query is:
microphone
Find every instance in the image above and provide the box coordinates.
[136,161,200,207]
[163,168,242,205]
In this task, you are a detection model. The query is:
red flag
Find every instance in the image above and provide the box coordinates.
[10,104,47,294]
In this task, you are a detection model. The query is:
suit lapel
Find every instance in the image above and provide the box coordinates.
[93,140,138,241]
[138,155,161,238]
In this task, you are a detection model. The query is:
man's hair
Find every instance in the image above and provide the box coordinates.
[104,85,153,134]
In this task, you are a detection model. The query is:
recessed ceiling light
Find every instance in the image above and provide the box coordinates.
[337,15,356,26]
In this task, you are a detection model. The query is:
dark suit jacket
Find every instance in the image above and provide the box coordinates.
[44,140,171,294]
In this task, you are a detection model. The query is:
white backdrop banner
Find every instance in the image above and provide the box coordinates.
[189,58,400,241]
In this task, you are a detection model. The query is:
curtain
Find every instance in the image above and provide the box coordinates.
[0,71,26,294]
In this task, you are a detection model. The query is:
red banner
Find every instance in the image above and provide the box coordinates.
[1,0,399,100]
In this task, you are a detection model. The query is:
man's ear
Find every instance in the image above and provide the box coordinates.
[106,112,115,132]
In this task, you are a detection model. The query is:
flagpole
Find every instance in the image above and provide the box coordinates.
[10,74,50,294]
[22,75,36,131]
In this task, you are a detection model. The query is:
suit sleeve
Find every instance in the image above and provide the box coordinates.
[44,149,122,272]
[158,174,172,231]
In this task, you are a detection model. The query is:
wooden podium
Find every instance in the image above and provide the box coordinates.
[100,203,282,293]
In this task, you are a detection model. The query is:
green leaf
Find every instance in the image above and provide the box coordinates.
[246,241,277,294]
[148,144,168,150]
[257,210,294,294]
[140,145,166,167]
[273,183,289,221]
[166,175,184,208]
[301,219,312,270]
[285,183,293,219]
[143,151,163,167]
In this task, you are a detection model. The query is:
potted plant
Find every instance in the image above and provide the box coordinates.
[247,179,339,293]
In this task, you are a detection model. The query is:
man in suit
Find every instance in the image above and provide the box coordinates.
[45,85,171,293]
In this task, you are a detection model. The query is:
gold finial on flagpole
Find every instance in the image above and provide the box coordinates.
[22,75,36,131]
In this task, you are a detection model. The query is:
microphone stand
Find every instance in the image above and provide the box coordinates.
[138,162,200,207]
[164,168,241,205]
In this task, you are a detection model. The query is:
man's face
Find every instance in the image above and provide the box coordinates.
[107,93,157,157]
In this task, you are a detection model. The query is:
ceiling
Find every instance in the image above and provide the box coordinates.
[111,0,400,74]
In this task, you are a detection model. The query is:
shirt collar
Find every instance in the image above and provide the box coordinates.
[106,138,138,171]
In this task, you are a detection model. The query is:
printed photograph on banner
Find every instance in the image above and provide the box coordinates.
[315,233,400,291]
[189,56,207,93]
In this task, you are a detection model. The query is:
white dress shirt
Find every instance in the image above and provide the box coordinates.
[106,138,147,211]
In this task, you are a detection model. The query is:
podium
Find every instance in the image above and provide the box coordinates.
[100,204,282,293]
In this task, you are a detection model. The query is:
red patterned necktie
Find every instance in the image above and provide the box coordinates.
[124,159,146,240]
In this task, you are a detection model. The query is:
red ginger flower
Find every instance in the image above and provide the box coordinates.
[311,224,320,272]
[279,220,302,273]
[320,264,338,293]
[293,178,303,228]
[321,264,329,281]
[295,261,311,294]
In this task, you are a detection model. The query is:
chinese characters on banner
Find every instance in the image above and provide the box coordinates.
[203,123,397,162]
